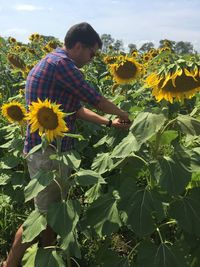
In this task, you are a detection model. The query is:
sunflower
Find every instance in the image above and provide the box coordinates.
[109,56,142,84]
[1,101,26,124]
[146,64,200,103]
[26,98,69,142]
[7,53,26,70]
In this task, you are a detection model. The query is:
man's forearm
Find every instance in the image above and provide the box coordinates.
[76,107,110,125]
[95,96,129,119]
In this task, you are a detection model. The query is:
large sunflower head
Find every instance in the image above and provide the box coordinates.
[7,53,26,70]
[1,101,26,124]
[26,98,69,142]
[109,55,142,84]
[146,63,200,103]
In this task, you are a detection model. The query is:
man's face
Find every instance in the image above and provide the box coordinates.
[76,43,99,68]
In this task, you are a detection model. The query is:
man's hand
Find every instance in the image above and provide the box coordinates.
[118,111,130,121]
[112,118,132,129]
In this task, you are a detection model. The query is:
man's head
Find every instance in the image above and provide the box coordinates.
[64,22,102,67]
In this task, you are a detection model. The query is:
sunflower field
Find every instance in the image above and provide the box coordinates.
[1,34,200,267]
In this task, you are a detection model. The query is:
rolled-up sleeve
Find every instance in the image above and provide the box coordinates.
[56,59,102,106]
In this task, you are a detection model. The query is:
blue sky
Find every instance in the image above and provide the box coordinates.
[0,0,200,52]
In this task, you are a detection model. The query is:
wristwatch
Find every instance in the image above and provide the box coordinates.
[106,119,112,127]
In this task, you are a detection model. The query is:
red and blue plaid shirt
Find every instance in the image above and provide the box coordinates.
[24,47,102,153]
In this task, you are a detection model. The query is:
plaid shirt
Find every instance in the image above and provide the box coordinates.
[24,48,102,153]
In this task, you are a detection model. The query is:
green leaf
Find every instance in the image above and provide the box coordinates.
[22,244,38,267]
[35,248,65,267]
[91,152,113,174]
[159,130,178,145]
[0,155,21,169]
[47,200,81,238]
[62,150,81,169]
[23,210,47,243]
[75,169,106,186]
[63,133,85,140]
[60,228,81,258]
[10,171,25,186]
[24,170,55,202]
[176,115,200,136]
[84,183,102,203]
[169,188,200,235]
[190,147,200,172]
[137,241,187,267]
[111,132,139,158]
[83,192,122,236]
[0,173,11,185]
[120,189,164,236]
[157,152,191,195]
[24,143,42,159]
[130,111,166,146]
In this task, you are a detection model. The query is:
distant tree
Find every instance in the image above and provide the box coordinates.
[174,41,194,54]
[113,39,124,51]
[128,43,137,53]
[101,34,114,52]
[139,42,154,53]
[159,39,176,51]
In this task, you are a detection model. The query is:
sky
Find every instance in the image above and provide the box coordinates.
[0,0,200,52]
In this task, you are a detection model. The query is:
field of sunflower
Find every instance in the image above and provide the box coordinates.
[1,34,200,266]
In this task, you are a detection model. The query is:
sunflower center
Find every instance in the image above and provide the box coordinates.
[161,73,200,93]
[7,105,24,121]
[37,107,58,130]
[116,61,137,79]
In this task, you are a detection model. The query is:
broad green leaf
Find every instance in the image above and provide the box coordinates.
[111,132,139,158]
[35,248,65,267]
[60,228,81,258]
[91,152,113,174]
[157,152,191,195]
[75,169,106,186]
[47,200,81,238]
[62,150,81,169]
[176,115,200,136]
[190,147,200,172]
[137,241,187,267]
[24,143,42,159]
[0,139,13,148]
[24,170,54,202]
[22,244,38,267]
[23,210,47,243]
[120,189,164,236]
[93,135,108,147]
[0,155,21,169]
[63,133,85,140]
[10,171,25,186]
[130,111,166,146]
[159,130,178,145]
[169,188,200,235]
[84,183,102,203]
[84,192,122,236]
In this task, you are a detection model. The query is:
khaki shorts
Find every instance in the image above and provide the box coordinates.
[26,146,71,213]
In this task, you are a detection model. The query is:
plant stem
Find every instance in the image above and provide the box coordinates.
[156,227,164,243]
[66,250,72,267]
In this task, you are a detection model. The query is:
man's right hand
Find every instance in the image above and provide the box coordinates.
[112,118,132,129]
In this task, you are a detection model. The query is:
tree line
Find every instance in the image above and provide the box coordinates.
[101,33,197,54]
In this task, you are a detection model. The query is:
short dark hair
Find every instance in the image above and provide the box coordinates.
[64,22,102,49]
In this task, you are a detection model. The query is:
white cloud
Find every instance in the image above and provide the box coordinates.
[3,28,28,35]
[14,4,44,11]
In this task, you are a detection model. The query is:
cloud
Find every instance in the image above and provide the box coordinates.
[3,28,28,35]
[14,4,44,11]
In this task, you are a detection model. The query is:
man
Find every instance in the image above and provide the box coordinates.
[3,22,131,267]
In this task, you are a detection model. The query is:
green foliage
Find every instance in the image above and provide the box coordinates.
[1,34,200,266]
